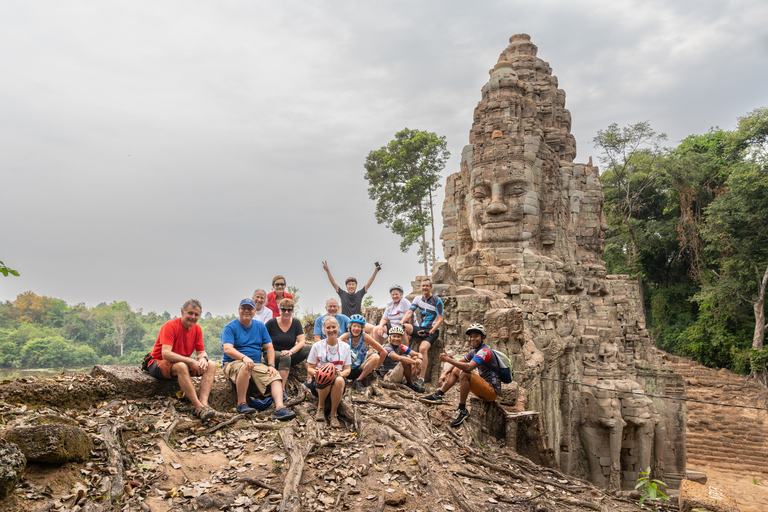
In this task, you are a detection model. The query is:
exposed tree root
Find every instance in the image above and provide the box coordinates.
[100,420,125,502]
[279,404,320,512]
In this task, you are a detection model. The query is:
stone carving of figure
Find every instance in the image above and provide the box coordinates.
[579,382,626,489]
[598,339,619,372]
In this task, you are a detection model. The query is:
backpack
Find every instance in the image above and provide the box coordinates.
[492,349,513,384]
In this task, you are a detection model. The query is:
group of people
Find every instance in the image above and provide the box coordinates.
[143,262,507,428]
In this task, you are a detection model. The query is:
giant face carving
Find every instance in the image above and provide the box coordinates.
[468,162,539,245]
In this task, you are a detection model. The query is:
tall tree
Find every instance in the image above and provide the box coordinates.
[364,128,449,274]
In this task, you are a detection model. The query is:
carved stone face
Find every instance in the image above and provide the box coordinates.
[468,163,539,244]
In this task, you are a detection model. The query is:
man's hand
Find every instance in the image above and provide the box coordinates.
[374,261,382,271]
[197,357,209,373]
[417,329,429,338]
[266,365,279,377]
[439,350,453,364]
[242,355,256,372]
[322,261,329,272]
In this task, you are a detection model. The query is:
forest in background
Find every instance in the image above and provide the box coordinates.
[1,106,766,374]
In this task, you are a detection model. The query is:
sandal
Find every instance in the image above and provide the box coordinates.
[196,405,216,421]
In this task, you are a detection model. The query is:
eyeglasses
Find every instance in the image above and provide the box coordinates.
[274,282,286,287]
[280,308,293,312]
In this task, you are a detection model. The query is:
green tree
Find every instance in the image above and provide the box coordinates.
[0,260,19,277]
[364,128,449,274]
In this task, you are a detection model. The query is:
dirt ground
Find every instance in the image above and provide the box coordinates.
[690,466,768,512]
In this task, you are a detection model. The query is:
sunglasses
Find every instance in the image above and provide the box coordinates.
[280,308,294,312]
[274,282,286,287]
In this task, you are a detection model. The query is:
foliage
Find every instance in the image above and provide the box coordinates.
[287,286,301,310]
[0,260,19,277]
[364,128,449,274]
[363,295,374,308]
[635,466,669,509]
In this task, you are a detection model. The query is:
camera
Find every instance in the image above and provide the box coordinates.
[375,261,382,270]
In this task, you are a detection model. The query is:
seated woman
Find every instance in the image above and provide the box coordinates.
[265,298,311,398]
[252,288,273,324]
[339,314,387,392]
[306,316,351,428]
[266,275,293,318]
[373,284,414,345]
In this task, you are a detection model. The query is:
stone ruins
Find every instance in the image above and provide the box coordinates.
[427,34,686,490]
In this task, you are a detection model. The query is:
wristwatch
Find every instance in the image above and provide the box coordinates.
[268,363,276,368]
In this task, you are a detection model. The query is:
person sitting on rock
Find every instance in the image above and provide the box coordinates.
[373,284,413,345]
[401,278,443,389]
[313,298,350,341]
[266,275,293,318]
[420,323,501,427]
[221,298,296,421]
[339,314,387,392]
[265,298,311,400]
[146,299,218,420]
[306,316,351,428]
[377,325,425,393]
[322,260,381,319]
[251,288,273,324]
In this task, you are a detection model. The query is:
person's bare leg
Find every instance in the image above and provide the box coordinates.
[364,323,375,335]
[356,354,379,381]
[441,366,460,393]
[403,324,413,346]
[458,371,471,404]
[172,363,203,412]
[316,386,331,418]
[279,369,290,385]
[403,364,414,385]
[419,341,431,380]
[329,377,344,417]
[234,365,251,404]
[198,362,216,407]
[372,325,386,344]
[270,379,285,409]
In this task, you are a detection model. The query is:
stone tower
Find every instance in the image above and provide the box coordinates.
[432,34,686,490]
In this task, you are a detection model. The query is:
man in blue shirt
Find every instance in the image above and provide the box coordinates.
[419,323,501,427]
[401,278,444,388]
[314,298,351,341]
[221,298,295,420]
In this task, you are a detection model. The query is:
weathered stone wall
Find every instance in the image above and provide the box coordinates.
[421,34,686,490]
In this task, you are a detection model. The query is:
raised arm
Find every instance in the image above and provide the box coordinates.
[322,261,340,292]
[363,262,381,292]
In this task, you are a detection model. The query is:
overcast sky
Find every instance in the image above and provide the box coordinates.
[2,1,767,317]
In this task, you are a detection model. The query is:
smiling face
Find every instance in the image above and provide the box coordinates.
[323,318,339,339]
[346,280,358,294]
[350,323,363,337]
[180,306,201,329]
[468,332,485,349]
[253,291,266,310]
[325,300,339,316]
[469,163,538,244]
[390,289,402,302]
[238,305,255,324]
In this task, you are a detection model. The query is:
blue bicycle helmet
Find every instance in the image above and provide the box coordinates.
[349,314,366,325]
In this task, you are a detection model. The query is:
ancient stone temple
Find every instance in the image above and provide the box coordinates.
[431,34,686,490]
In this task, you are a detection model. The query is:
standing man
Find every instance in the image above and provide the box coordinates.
[401,278,444,389]
[146,299,218,420]
[221,298,296,421]
[420,324,501,427]
[313,298,351,341]
[322,261,381,317]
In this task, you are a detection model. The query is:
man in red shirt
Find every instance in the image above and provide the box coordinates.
[147,299,218,420]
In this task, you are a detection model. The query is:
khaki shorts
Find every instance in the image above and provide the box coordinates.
[381,362,405,384]
[223,361,281,395]
[469,372,499,402]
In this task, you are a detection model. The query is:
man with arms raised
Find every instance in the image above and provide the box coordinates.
[313,298,350,341]
[401,278,444,389]
[420,323,501,427]
[322,260,381,320]
[147,299,217,420]
[221,298,296,420]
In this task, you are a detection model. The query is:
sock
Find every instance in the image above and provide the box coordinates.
[435,390,444,396]
[238,401,246,406]
[458,403,467,411]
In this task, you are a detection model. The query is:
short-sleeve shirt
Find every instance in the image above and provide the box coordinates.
[266,291,293,318]
[465,345,501,395]
[383,298,411,326]
[253,308,273,324]
[265,317,303,352]
[379,342,413,374]
[151,318,204,360]
[221,319,272,364]
[344,334,369,370]
[409,294,444,329]
[307,339,351,373]
[337,286,367,317]
[314,314,351,339]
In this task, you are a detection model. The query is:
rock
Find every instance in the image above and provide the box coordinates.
[679,479,740,512]
[0,439,26,499]
[5,424,93,463]
[686,467,708,485]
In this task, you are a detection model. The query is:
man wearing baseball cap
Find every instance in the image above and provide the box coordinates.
[221,298,296,421]
[419,323,501,427]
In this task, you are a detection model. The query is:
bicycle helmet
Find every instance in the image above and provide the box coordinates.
[349,314,366,325]
[389,325,405,336]
[465,323,487,336]
[389,284,404,294]
[315,363,337,389]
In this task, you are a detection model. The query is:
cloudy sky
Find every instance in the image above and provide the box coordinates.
[2,1,767,317]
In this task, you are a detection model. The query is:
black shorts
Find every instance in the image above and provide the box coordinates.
[348,367,363,381]
[411,329,439,346]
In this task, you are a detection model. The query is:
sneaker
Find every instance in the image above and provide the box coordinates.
[352,380,364,392]
[196,405,216,421]
[236,402,257,415]
[315,408,326,422]
[414,377,425,388]
[248,396,274,411]
[450,408,469,427]
[419,392,444,405]
[407,382,425,394]
[271,407,296,421]
[329,415,341,428]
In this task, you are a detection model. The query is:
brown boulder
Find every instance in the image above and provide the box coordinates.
[679,479,740,512]
[5,424,93,464]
